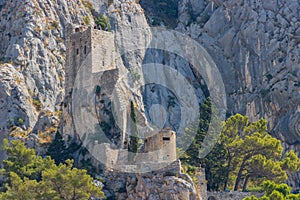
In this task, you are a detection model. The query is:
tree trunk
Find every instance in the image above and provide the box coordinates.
[242,175,250,192]
[223,156,231,191]
[234,161,246,191]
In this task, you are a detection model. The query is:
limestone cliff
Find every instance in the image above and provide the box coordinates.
[0,0,299,197]
[0,0,93,148]
[176,0,300,147]
[0,0,200,199]
[140,0,300,188]
[140,0,300,148]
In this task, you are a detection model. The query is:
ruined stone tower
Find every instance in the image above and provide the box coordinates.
[65,24,115,97]
[143,128,177,163]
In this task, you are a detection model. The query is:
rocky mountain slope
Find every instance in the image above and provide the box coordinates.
[179,0,300,146]
[0,0,299,196]
[141,0,300,147]
[0,0,93,149]
[0,0,201,199]
[141,0,300,188]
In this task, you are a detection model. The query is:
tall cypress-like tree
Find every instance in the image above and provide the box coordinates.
[182,98,212,166]
[46,131,68,165]
[128,101,139,162]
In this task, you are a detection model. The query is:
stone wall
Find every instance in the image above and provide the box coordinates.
[65,25,92,96]
[196,168,208,200]
[207,192,263,200]
[63,24,116,140]
[88,139,181,173]
[91,29,116,73]
[144,129,177,163]
[65,24,115,96]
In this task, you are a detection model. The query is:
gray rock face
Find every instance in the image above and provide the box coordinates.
[0,0,92,135]
[0,0,96,163]
[0,64,36,129]
[108,0,151,126]
[32,109,59,134]
[173,0,300,188]
[176,0,300,145]
[89,0,108,13]
[0,64,36,160]
[127,174,197,200]
[139,0,300,151]
[104,0,209,138]
[138,0,300,189]
[103,172,198,200]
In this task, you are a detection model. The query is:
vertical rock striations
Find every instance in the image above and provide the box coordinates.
[0,0,92,135]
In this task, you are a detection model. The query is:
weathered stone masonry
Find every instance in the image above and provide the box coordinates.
[64,24,208,200]
[65,24,115,97]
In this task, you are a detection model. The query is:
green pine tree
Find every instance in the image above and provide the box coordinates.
[128,101,139,163]
[46,132,69,165]
[0,139,104,200]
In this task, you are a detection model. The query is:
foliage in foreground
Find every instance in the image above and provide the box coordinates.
[243,181,300,200]
[181,109,300,192]
[0,139,104,200]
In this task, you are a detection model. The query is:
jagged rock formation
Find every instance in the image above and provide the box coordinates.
[126,173,198,200]
[0,0,93,141]
[141,0,300,188]
[141,0,300,147]
[0,0,299,197]
[101,162,200,200]
[0,0,104,157]
[0,63,35,159]
[176,0,300,147]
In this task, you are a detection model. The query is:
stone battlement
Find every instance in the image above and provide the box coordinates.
[88,129,178,173]
[105,159,181,174]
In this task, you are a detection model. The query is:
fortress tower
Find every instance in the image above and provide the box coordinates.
[143,128,177,163]
[65,24,115,97]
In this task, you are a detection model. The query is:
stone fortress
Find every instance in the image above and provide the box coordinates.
[64,23,212,199]
[63,22,257,200]
[63,21,271,200]
[65,24,116,97]
[64,23,179,173]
